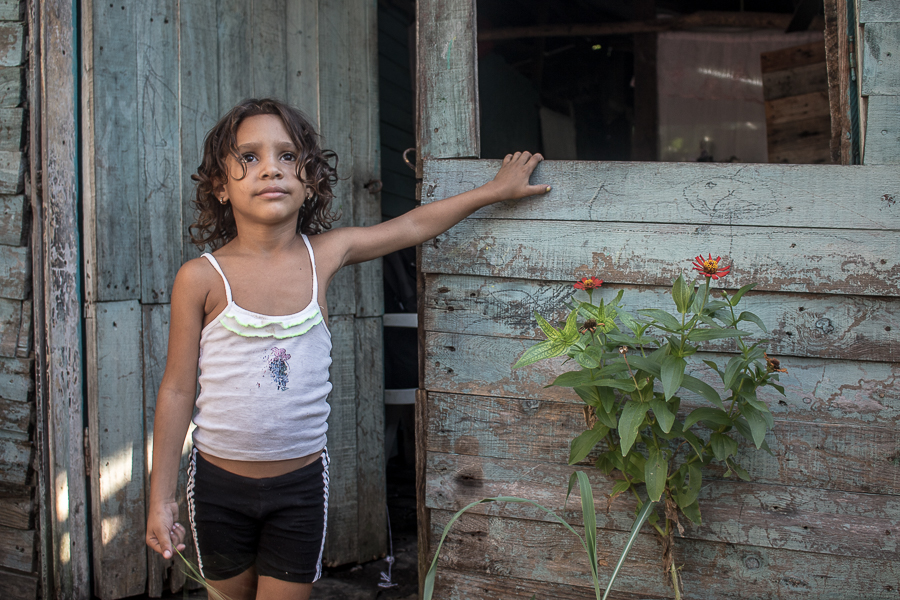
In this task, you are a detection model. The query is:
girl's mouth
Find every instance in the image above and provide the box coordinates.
[257,186,288,198]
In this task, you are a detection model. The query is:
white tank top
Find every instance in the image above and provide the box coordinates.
[191,234,333,460]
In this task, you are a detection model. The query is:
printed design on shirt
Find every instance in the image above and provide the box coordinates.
[265,347,291,391]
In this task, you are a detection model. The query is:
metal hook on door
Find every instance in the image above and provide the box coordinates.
[402,148,417,172]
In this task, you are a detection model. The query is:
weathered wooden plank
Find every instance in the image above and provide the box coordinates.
[0,23,23,67]
[424,333,900,428]
[15,299,29,358]
[766,116,832,164]
[762,62,829,101]
[426,452,900,561]
[323,315,359,565]
[424,275,899,363]
[0,397,31,435]
[766,92,832,126]
[0,244,27,299]
[41,0,89,594]
[421,159,900,230]
[0,495,31,529]
[433,569,666,600]
[0,0,20,22]
[319,0,356,317]
[0,107,22,150]
[864,94,900,164]
[0,524,34,572]
[0,438,29,486]
[0,67,22,107]
[355,316,386,562]
[823,0,849,163]
[860,0,900,23]
[86,301,146,598]
[426,392,900,496]
[0,195,24,246]
[137,0,182,304]
[0,297,20,356]
[863,22,900,95]
[250,0,286,100]
[422,220,900,297]
[0,356,30,402]
[179,0,218,263]
[0,150,24,194]
[0,568,38,600]
[216,0,252,112]
[761,40,827,73]
[88,0,140,302]
[416,0,479,160]
[286,0,319,125]
[429,509,900,600]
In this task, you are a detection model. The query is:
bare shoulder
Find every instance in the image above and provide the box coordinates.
[172,256,219,303]
[307,228,356,275]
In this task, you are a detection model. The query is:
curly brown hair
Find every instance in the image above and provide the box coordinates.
[189,98,339,249]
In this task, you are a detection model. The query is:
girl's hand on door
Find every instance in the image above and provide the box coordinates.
[487,151,549,201]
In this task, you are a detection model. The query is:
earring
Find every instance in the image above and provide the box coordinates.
[219,197,228,205]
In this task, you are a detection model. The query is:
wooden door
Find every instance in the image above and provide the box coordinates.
[80,1,384,597]
[416,1,900,598]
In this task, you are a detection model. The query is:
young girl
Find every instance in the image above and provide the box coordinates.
[145,98,548,600]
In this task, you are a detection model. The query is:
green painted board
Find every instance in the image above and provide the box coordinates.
[216,0,252,111]
[0,106,23,150]
[249,0,287,100]
[0,297,21,356]
[0,66,22,107]
[286,0,319,126]
[0,23,23,67]
[0,244,27,300]
[0,150,23,194]
[422,159,900,230]
[863,22,900,95]
[860,0,900,23]
[0,195,24,246]
[0,438,29,486]
[864,95,900,164]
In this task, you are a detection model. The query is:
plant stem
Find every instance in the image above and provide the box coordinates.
[671,562,681,600]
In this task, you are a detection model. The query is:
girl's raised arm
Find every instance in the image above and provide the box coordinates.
[331,151,548,267]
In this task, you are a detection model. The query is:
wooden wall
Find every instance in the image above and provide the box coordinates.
[79,1,385,598]
[0,2,40,599]
[416,0,900,598]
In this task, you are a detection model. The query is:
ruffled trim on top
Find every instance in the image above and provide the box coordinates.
[220,306,324,339]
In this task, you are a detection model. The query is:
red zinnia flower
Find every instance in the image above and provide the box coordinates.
[691,254,730,279]
[574,276,603,291]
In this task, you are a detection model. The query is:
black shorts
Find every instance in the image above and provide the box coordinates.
[186,447,330,583]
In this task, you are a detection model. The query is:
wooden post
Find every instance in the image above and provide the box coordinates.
[632,0,658,161]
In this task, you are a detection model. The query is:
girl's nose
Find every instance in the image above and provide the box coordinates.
[260,156,284,178]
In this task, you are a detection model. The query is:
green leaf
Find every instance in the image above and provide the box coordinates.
[595,405,618,429]
[535,312,561,339]
[687,328,751,342]
[742,404,769,448]
[703,359,722,376]
[682,430,705,459]
[649,397,675,433]
[574,350,601,369]
[601,499,657,600]
[609,480,630,497]
[710,432,739,461]
[569,423,610,465]
[644,446,667,502]
[680,374,725,410]
[617,310,642,336]
[514,339,570,369]
[738,311,767,333]
[625,355,661,377]
[618,401,649,456]
[727,458,751,481]
[739,387,769,412]
[675,462,702,508]
[660,355,687,400]
[672,273,692,314]
[637,309,683,331]
[561,308,580,341]
[730,283,756,306]
[575,386,602,408]
[574,471,600,589]
[680,500,702,525]
[722,355,745,390]
[599,386,616,413]
[683,407,732,430]
[551,366,629,388]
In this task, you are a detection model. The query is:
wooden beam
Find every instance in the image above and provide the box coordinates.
[478,11,799,42]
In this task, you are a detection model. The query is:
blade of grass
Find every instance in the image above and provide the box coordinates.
[575,471,603,599]
[174,549,233,600]
[600,499,657,600]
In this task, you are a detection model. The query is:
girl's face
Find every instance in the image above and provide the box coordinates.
[217,114,310,226]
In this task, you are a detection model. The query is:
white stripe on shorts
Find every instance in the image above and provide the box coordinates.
[313,448,330,582]
[186,447,205,578]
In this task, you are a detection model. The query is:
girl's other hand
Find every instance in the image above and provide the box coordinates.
[488,151,550,202]
[146,500,187,559]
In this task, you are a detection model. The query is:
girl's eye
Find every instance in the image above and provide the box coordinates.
[281,152,297,161]
[240,153,257,163]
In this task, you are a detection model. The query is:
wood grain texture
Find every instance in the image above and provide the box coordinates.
[323,314,359,565]
[179,0,219,263]
[0,23,22,66]
[425,391,900,496]
[249,0,287,100]
[137,0,182,304]
[766,116,832,164]
[215,0,252,111]
[823,0,849,163]
[0,495,31,529]
[416,388,431,592]
[86,301,146,598]
[0,397,31,435]
[762,62,829,102]
[863,94,900,164]
[860,0,900,23]
[0,438,29,486]
[421,219,900,297]
[285,0,319,125]
[424,274,899,363]
[416,0,479,160]
[0,150,24,193]
[0,106,23,149]
[432,569,668,600]
[421,159,900,230]
[0,0,20,22]
[0,66,22,107]
[760,40,826,73]
[428,509,900,600]
[15,299,29,358]
[0,195,24,246]
[0,244,27,299]
[766,92,831,126]
[424,333,900,428]
[88,0,141,302]
[0,524,33,571]
[426,452,899,560]
[863,22,900,95]
[0,357,36,402]
[355,316,386,562]
[40,0,89,595]
[0,296,21,356]
[0,568,38,600]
